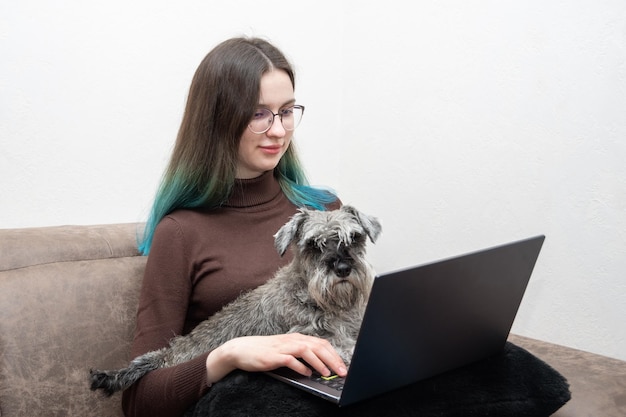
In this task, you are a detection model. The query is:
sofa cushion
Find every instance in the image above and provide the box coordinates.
[0,224,145,417]
[0,223,142,271]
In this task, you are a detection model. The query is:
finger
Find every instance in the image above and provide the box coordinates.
[300,349,331,377]
[283,355,313,376]
[307,338,348,376]
[292,336,347,377]
[316,350,348,377]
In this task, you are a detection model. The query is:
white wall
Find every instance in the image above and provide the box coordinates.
[2,1,625,361]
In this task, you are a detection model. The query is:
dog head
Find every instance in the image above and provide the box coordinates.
[274,205,382,311]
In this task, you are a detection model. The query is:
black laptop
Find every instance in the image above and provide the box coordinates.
[267,235,545,406]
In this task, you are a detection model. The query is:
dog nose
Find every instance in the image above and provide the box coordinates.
[334,261,352,278]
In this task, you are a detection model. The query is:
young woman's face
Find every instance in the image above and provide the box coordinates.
[236,70,295,179]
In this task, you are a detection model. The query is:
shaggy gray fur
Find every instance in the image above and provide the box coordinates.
[90,205,381,396]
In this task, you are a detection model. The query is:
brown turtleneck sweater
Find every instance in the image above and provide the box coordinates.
[122,171,338,417]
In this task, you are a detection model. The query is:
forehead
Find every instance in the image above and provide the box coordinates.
[258,69,295,108]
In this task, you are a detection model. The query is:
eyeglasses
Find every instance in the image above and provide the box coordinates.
[248,105,305,134]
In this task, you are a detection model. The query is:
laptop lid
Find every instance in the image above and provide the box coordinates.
[268,235,545,406]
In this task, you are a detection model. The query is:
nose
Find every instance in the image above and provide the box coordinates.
[266,115,286,137]
[333,260,352,278]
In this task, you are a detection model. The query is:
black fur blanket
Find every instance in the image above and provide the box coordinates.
[185,342,570,417]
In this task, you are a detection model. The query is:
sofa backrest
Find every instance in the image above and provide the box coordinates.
[0,223,146,417]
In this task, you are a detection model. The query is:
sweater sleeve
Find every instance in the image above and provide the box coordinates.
[122,217,212,417]
[122,352,211,417]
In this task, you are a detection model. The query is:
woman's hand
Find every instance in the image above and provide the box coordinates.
[205,333,347,386]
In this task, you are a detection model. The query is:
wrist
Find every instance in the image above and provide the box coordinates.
[205,344,235,385]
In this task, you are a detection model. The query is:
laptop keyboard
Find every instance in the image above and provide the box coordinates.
[311,373,345,391]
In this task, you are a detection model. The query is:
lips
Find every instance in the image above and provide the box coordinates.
[260,145,283,155]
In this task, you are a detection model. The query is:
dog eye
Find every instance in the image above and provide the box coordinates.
[351,232,364,243]
[307,239,321,252]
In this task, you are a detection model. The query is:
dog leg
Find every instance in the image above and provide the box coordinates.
[90,349,166,396]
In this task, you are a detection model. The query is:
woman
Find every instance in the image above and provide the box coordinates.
[122,37,347,417]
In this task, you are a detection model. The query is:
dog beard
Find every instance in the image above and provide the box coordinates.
[308,267,372,311]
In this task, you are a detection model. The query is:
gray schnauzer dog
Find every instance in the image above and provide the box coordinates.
[90,205,382,396]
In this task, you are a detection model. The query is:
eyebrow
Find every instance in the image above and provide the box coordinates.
[257,98,296,109]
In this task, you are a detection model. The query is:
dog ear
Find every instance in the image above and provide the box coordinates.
[341,205,382,244]
[274,209,310,257]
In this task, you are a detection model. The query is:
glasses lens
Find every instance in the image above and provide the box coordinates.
[247,105,305,134]
[280,106,304,131]
[249,108,274,134]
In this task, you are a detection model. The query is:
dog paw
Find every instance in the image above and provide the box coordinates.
[89,369,119,397]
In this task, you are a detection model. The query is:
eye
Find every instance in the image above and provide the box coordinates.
[350,232,364,242]
[280,107,294,118]
[252,109,270,120]
[306,239,321,252]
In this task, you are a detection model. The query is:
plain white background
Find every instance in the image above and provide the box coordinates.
[1,1,625,361]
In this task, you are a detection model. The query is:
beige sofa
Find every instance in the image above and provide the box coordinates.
[1,223,625,417]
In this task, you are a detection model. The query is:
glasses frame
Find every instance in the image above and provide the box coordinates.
[247,105,305,134]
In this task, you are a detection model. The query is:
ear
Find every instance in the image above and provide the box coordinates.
[341,205,382,244]
[274,209,310,257]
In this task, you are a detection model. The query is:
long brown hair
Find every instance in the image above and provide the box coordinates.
[140,37,334,254]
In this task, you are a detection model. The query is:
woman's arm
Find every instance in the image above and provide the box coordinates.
[122,218,211,417]
[205,333,348,384]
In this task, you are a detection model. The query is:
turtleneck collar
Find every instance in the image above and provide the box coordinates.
[223,171,282,208]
